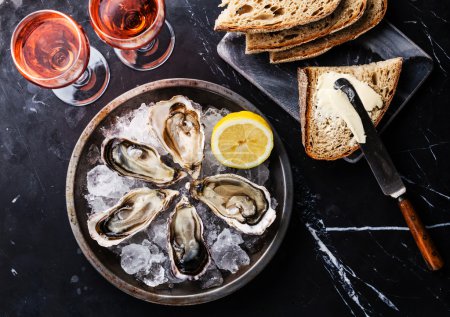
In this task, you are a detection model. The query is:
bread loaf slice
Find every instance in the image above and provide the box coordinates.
[246,0,367,54]
[270,0,387,63]
[298,58,402,160]
[214,0,342,33]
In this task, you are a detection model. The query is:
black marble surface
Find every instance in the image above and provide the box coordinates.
[0,0,449,316]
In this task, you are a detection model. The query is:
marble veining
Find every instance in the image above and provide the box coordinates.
[0,0,449,316]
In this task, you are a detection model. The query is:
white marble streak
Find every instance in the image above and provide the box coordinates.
[398,141,448,161]
[362,281,399,311]
[307,223,399,315]
[430,10,449,23]
[426,186,450,200]
[183,0,233,82]
[401,176,450,201]
[420,195,435,208]
[307,224,371,316]
[419,20,449,74]
[326,222,450,232]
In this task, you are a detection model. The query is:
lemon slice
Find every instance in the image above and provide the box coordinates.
[211,111,274,169]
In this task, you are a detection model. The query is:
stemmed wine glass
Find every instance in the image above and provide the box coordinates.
[11,10,110,106]
[89,0,175,71]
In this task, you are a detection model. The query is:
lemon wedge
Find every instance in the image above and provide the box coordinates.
[211,111,274,169]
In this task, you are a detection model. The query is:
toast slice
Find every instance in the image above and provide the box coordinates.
[245,0,367,54]
[214,0,342,33]
[270,0,387,63]
[298,58,403,160]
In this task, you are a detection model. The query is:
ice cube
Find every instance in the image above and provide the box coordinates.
[199,264,224,289]
[200,107,232,177]
[202,148,228,177]
[196,203,223,246]
[211,229,250,273]
[235,161,270,186]
[242,234,264,254]
[86,144,101,165]
[142,239,166,265]
[271,197,278,210]
[101,103,167,154]
[143,264,167,287]
[120,244,151,275]
[86,165,137,199]
[147,217,169,250]
[84,194,116,213]
[202,107,229,138]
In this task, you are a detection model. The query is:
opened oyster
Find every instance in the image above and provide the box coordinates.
[102,138,186,186]
[88,188,179,247]
[190,174,276,235]
[168,196,210,280]
[148,95,205,179]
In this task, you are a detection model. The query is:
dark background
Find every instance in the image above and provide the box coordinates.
[1,0,449,316]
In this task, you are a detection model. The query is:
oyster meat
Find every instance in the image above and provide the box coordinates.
[148,95,205,179]
[168,196,210,280]
[190,174,276,235]
[102,138,186,186]
[88,188,179,247]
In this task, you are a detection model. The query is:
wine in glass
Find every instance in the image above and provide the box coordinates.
[89,0,175,71]
[11,10,110,106]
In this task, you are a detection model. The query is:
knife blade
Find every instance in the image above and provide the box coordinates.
[334,78,444,271]
[333,78,405,198]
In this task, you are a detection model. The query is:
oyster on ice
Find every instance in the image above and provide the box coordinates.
[148,96,205,179]
[102,138,186,186]
[168,196,210,280]
[88,188,179,247]
[190,174,276,235]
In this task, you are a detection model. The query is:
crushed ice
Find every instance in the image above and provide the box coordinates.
[84,103,276,289]
[211,228,250,273]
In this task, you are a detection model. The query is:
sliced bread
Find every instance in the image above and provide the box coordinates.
[270,0,387,63]
[245,0,367,54]
[214,0,342,33]
[298,57,402,160]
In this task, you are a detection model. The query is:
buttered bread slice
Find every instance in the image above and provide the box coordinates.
[298,58,402,160]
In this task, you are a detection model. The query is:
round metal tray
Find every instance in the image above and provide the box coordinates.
[66,79,293,305]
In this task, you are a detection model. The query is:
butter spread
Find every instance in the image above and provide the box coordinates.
[315,72,383,143]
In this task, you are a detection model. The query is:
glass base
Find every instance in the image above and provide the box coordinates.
[53,47,110,106]
[114,20,175,71]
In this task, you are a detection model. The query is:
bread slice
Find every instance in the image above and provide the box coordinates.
[246,0,367,54]
[214,0,342,33]
[298,58,402,160]
[270,0,387,63]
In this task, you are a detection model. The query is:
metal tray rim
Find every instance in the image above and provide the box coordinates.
[65,78,294,305]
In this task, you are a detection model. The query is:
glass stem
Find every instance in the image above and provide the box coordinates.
[73,68,92,88]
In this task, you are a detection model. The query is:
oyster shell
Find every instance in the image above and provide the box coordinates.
[167,196,210,280]
[88,188,179,247]
[190,174,276,235]
[148,95,205,179]
[102,138,186,186]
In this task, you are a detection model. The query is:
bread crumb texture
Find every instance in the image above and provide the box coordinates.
[215,0,342,33]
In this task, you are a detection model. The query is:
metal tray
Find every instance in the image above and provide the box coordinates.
[217,22,433,162]
[65,79,293,305]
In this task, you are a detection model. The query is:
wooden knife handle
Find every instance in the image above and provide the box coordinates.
[398,195,444,271]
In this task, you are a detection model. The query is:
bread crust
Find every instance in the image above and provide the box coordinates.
[245,0,367,54]
[298,58,403,160]
[298,69,309,149]
[270,0,388,63]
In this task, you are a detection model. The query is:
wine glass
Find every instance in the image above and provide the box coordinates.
[11,10,110,106]
[89,0,175,71]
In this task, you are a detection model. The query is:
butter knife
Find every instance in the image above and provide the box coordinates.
[334,78,444,271]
